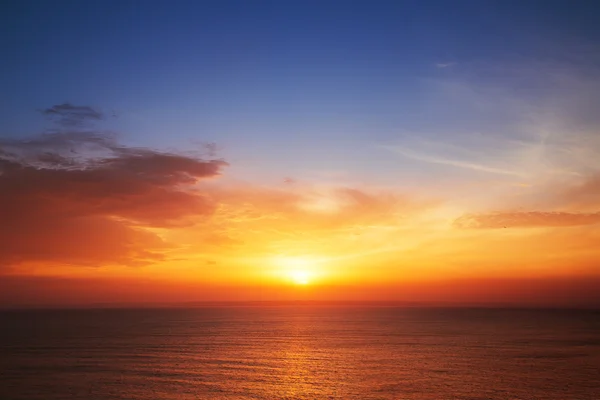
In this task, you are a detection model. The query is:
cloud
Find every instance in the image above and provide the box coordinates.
[388,58,600,191]
[174,181,439,265]
[435,62,456,68]
[454,211,600,229]
[208,184,422,230]
[384,144,523,177]
[40,103,105,127]
[0,129,227,268]
[560,173,600,210]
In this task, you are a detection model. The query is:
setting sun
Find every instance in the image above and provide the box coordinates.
[290,270,310,285]
[272,256,319,285]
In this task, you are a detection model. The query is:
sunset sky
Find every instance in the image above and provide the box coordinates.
[1,0,600,307]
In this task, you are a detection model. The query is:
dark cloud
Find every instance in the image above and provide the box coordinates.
[0,131,118,165]
[40,103,105,127]
[0,130,227,268]
[454,211,600,229]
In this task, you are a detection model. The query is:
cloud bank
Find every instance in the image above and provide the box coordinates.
[0,122,226,268]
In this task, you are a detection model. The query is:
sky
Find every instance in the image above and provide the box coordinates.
[1,0,600,307]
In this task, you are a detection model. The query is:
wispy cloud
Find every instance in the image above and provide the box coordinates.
[454,211,600,229]
[383,144,523,177]
[435,62,456,68]
[39,103,106,127]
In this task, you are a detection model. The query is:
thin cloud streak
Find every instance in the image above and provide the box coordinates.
[435,62,456,68]
[383,144,524,177]
[454,211,600,229]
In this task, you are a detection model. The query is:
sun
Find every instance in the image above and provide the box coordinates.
[272,256,316,285]
[290,270,310,285]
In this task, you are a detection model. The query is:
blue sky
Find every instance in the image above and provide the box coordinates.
[2,0,599,188]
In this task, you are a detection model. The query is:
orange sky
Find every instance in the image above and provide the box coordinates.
[1,128,600,307]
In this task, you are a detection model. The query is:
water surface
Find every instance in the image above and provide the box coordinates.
[1,307,599,399]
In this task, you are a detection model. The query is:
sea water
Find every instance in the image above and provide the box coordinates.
[1,307,599,399]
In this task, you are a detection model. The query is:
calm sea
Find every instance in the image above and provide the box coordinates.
[1,307,599,399]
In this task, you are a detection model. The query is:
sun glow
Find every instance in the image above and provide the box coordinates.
[290,270,310,285]
[273,256,319,285]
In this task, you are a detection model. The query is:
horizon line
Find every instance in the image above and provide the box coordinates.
[2,300,599,311]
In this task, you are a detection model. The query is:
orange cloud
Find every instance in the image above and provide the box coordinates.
[0,132,226,268]
[454,211,600,229]
[561,174,600,211]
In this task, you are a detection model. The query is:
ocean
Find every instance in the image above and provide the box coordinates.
[1,306,598,399]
